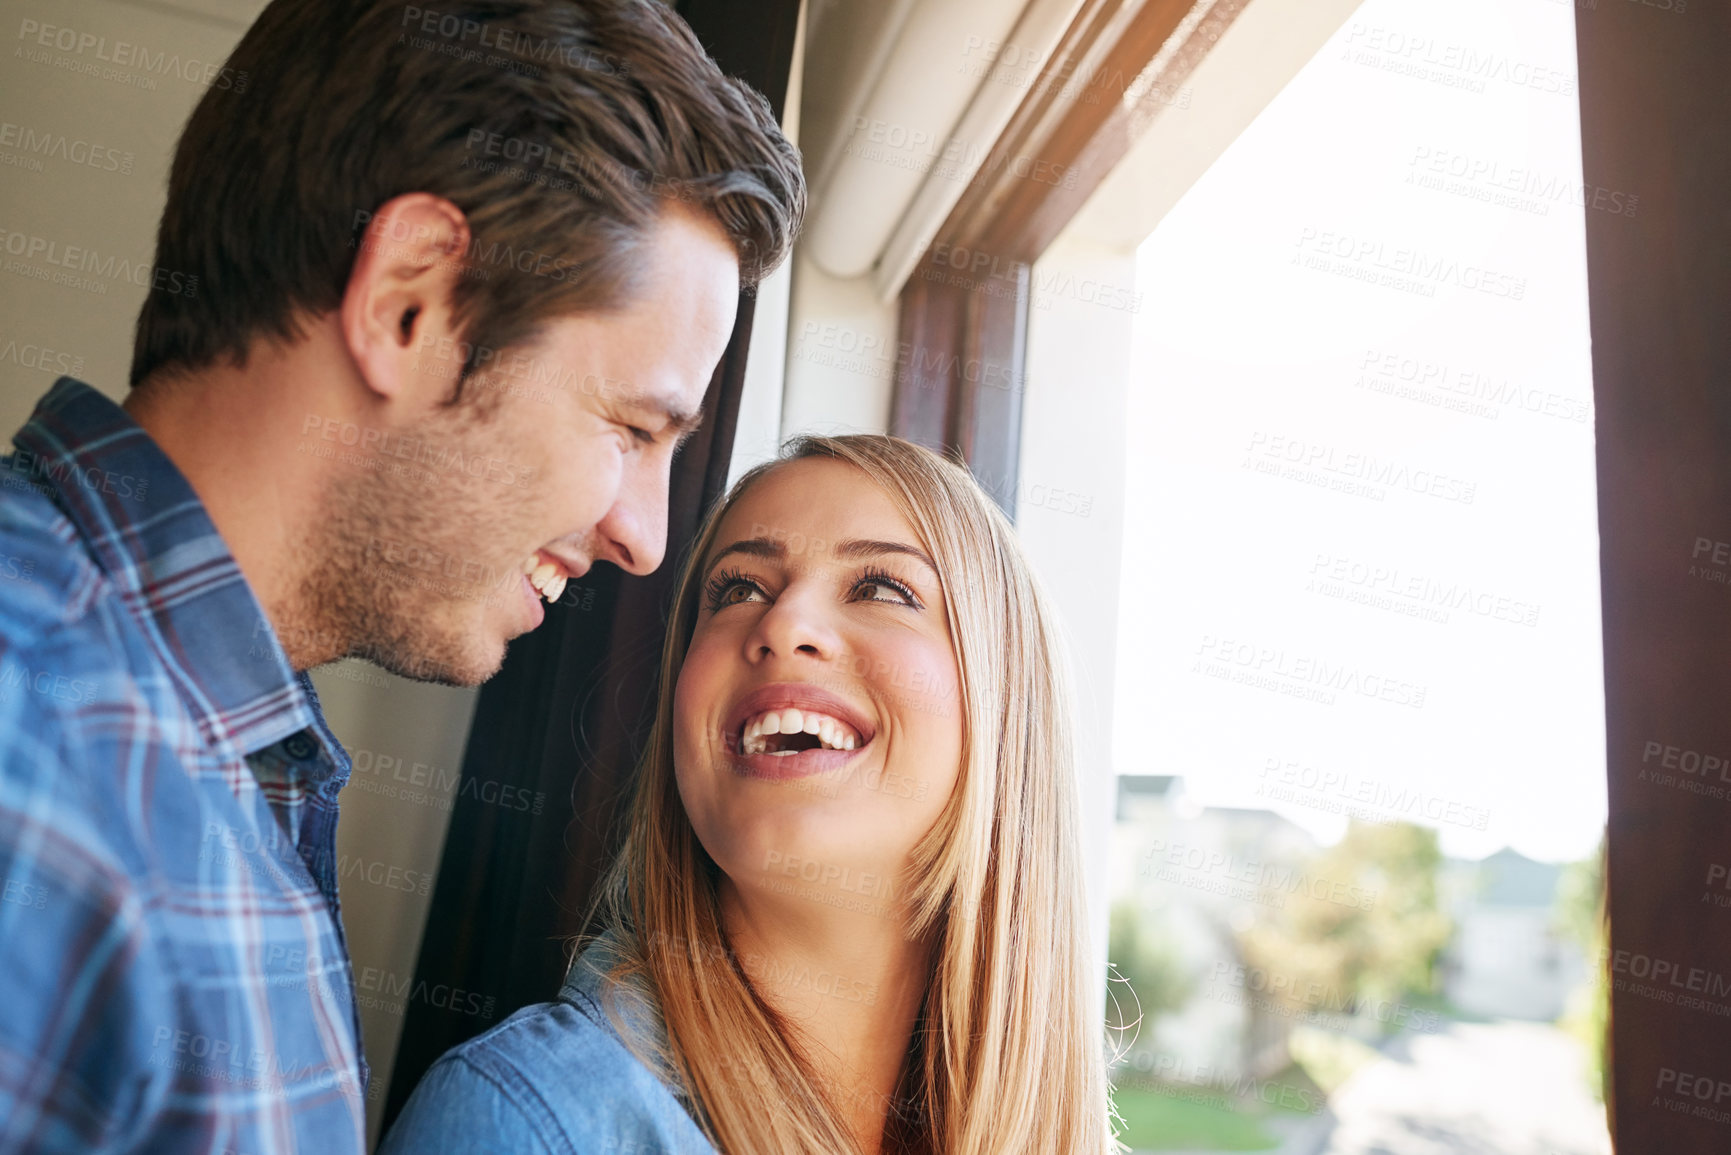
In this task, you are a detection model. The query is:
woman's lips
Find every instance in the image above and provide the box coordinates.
[722,683,875,781]
[728,742,866,781]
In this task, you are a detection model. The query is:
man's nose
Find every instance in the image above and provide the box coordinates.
[593,461,669,576]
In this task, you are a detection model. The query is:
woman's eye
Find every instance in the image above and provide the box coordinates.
[704,572,767,611]
[852,575,918,606]
[718,582,760,607]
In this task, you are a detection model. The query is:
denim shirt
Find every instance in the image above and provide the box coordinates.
[382,935,716,1155]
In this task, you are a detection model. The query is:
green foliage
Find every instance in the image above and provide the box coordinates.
[1235,820,1452,1016]
[1552,836,1604,952]
[1554,833,1607,1102]
[1109,899,1195,1040]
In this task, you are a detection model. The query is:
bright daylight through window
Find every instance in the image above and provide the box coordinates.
[1096,0,1609,1149]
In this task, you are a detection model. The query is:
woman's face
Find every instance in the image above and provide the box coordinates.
[674,458,964,919]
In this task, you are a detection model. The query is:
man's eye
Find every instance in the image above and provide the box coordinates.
[628,425,655,445]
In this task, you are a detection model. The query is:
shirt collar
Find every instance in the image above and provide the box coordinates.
[563,929,674,1059]
[10,377,323,759]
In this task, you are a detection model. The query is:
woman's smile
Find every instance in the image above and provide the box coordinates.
[722,681,875,779]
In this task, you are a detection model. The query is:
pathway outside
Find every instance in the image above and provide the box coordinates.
[1138,1019,1610,1155]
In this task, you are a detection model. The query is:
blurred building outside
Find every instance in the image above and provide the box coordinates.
[1107,775,1608,1154]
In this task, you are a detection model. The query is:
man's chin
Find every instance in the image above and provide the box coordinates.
[363,636,507,688]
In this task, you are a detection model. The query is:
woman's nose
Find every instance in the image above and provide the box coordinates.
[745,587,840,662]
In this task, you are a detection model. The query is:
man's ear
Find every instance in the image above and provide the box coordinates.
[342,193,471,403]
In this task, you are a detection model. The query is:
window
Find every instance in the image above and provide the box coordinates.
[1018,1,1610,1149]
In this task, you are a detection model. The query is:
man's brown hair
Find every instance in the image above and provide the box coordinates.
[130,0,804,395]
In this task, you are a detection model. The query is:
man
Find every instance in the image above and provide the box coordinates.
[0,0,802,1150]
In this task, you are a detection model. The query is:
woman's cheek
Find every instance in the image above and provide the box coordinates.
[672,634,722,764]
[675,619,733,704]
[881,636,964,799]
[671,646,702,733]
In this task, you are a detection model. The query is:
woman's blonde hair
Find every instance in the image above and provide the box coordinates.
[588,435,1113,1153]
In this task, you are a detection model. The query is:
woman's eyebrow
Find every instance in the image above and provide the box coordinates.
[704,536,938,575]
[831,538,938,574]
[706,537,782,571]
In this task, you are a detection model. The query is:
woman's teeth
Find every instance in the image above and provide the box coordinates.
[739,708,859,756]
[523,554,567,603]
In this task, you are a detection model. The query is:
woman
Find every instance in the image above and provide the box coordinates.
[384,435,1117,1153]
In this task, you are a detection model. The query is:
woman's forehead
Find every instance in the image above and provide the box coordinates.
[720,458,905,539]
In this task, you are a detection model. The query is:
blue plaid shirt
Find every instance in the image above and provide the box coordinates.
[0,379,368,1153]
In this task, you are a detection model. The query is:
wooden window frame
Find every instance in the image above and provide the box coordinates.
[890,0,1251,515]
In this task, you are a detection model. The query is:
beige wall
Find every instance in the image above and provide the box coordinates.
[0,2,476,1146]
[0,0,261,434]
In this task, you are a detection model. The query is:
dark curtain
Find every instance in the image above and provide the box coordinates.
[1577,3,1731,1150]
[384,0,803,1126]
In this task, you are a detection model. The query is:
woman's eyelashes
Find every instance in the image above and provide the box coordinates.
[700,566,925,614]
[703,567,765,611]
[851,567,922,608]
